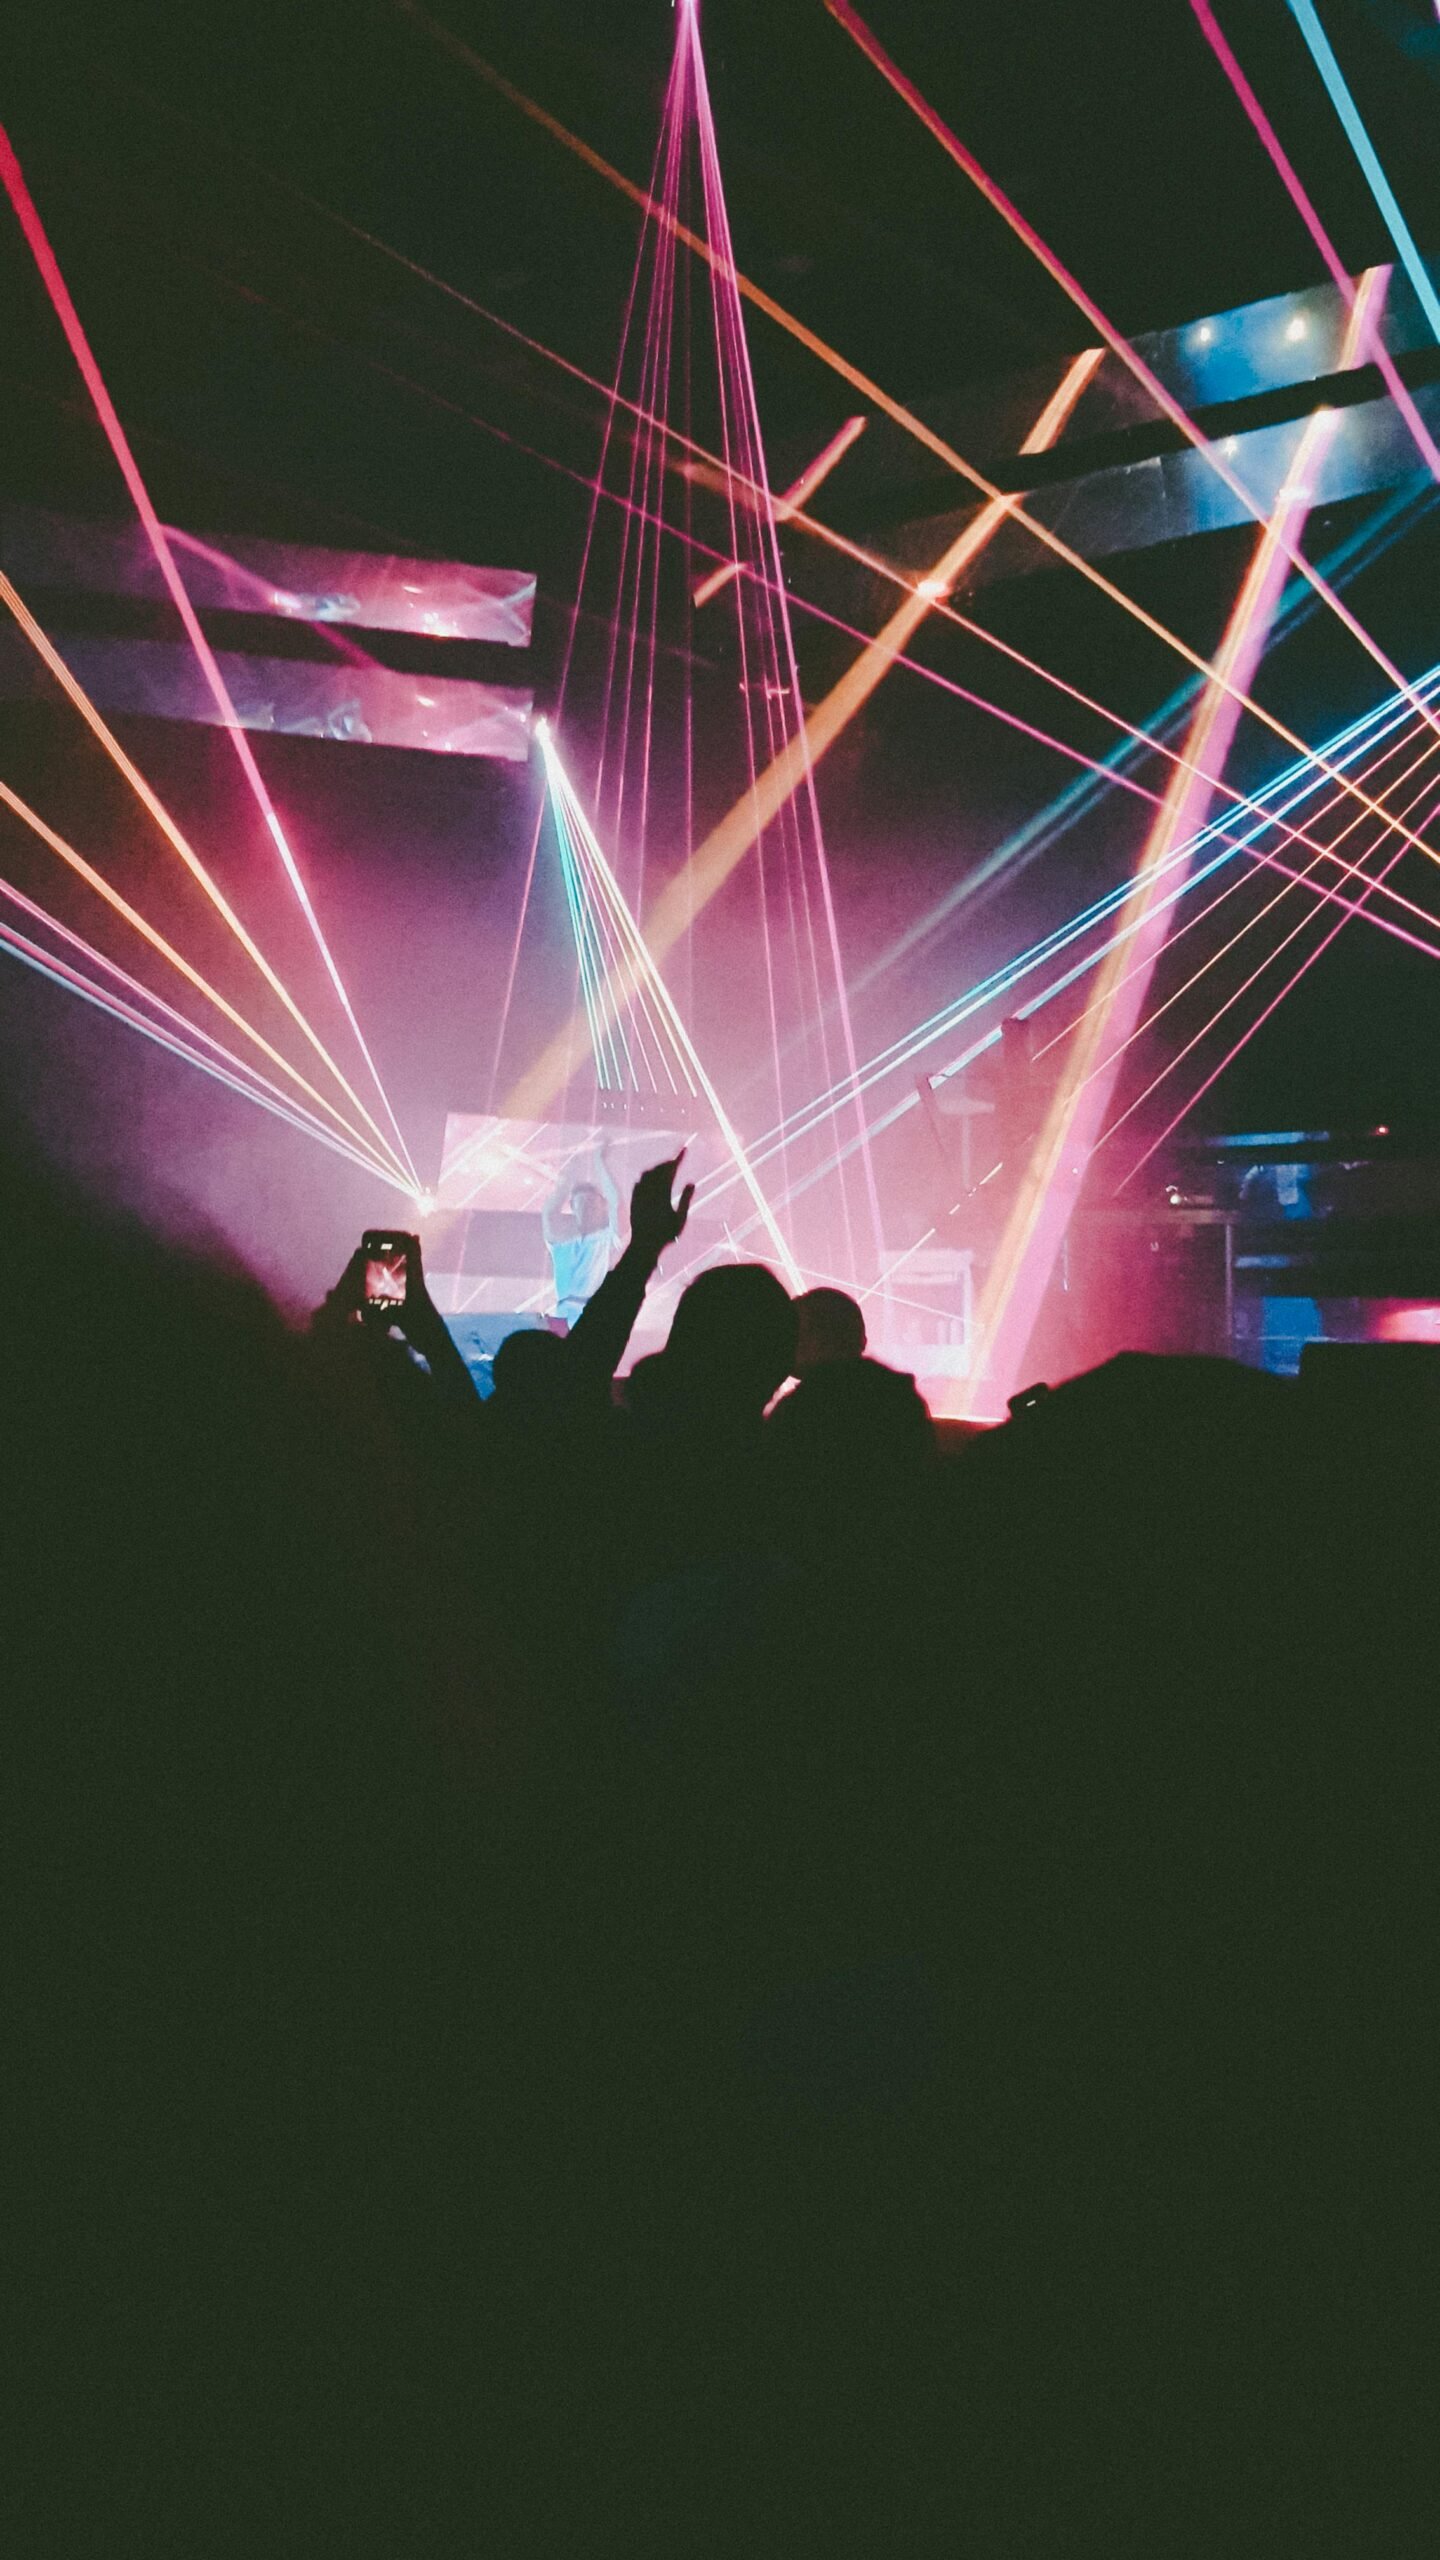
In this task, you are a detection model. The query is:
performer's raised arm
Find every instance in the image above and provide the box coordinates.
[540,1156,576,1248]
[594,1135,622,1241]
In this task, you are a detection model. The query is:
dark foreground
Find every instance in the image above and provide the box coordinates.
[6,1142,1437,2556]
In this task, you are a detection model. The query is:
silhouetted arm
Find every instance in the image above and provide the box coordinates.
[312,1236,478,1407]
[565,1154,694,1391]
[398,1235,481,1408]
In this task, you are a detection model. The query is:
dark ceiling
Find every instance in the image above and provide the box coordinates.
[7,0,1437,581]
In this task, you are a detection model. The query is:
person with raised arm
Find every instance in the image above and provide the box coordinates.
[564,1150,695,1392]
[541,1138,622,1327]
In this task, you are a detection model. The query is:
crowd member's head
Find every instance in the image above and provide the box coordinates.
[661,1262,797,1418]
[767,1355,934,1557]
[490,1322,569,1410]
[793,1286,866,1375]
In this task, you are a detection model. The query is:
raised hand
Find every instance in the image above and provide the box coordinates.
[628,1152,695,1258]
[313,1232,429,1338]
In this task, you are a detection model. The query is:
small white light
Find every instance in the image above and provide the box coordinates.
[1193,323,1215,348]
[1222,436,1239,455]
[1285,315,1308,342]
[916,575,950,599]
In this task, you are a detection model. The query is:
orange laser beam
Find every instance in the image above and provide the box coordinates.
[0,569,413,1186]
[407,2,1440,875]
[0,778,398,1177]
[0,122,418,1189]
[506,351,1101,1123]
[822,0,1440,747]
[693,414,868,606]
[967,274,1385,1410]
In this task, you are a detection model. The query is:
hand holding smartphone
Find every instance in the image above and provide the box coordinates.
[361,1230,411,1323]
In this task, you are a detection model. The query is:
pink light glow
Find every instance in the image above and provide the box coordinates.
[1376,1306,1440,1342]
[684,0,889,1286]
[0,874,396,1169]
[0,913,404,1188]
[961,272,1387,1416]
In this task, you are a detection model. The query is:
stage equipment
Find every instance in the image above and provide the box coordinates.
[689,654,1440,1373]
[0,503,534,758]
[0,506,535,645]
[1168,1129,1440,1374]
[0,629,532,760]
[264,74,1440,615]
[0,122,423,1184]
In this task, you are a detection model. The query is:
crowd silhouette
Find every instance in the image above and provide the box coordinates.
[7,1137,1437,2553]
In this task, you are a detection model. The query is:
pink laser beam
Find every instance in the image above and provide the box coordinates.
[0,122,420,1190]
[693,415,868,606]
[823,0,1440,748]
[1188,0,1440,484]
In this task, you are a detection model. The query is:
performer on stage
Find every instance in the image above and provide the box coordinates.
[542,1140,622,1326]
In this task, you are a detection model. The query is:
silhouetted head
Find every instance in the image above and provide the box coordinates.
[663,1262,797,1415]
[570,1182,609,1236]
[794,1286,866,1373]
[768,1356,934,1538]
[491,1323,569,1408]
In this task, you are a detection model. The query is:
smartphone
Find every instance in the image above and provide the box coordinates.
[361,1230,409,1320]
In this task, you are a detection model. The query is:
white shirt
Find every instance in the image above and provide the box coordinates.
[550,1225,615,1317]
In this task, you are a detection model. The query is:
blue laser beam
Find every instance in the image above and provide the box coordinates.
[1288,0,1440,342]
